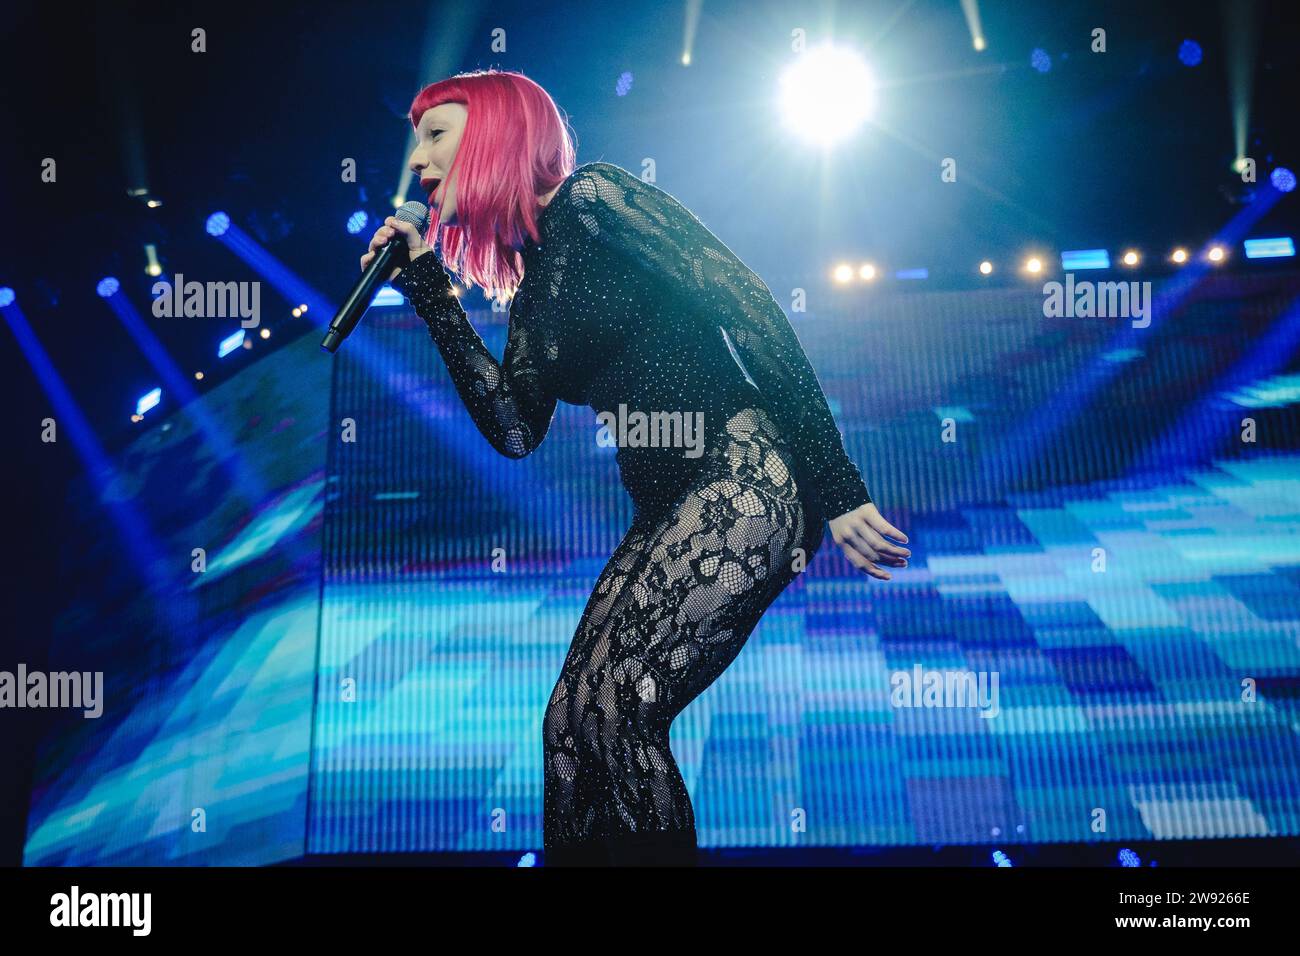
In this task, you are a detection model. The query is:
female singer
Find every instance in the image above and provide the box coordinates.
[361,69,909,866]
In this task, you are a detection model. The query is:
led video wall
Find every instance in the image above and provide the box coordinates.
[23,333,330,865]
[27,267,1300,862]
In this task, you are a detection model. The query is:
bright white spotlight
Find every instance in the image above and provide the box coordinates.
[218,330,245,357]
[979,260,993,275]
[859,263,876,281]
[961,0,987,54]
[144,243,162,277]
[136,388,161,416]
[832,263,854,283]
[778,44,876,148]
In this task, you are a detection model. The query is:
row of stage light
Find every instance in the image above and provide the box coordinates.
[829,236,1296,285]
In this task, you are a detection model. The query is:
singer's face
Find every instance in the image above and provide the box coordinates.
[408,102,467,224]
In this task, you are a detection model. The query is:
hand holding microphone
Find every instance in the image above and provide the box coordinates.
[321,200,430,353]
[360,215,433,280]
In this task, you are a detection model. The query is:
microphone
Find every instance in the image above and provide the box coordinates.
[321,200,430,353]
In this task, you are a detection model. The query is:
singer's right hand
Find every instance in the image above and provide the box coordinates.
[360,217,433,281]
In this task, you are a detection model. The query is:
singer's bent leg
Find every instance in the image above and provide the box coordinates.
[542,519,652,865]
[542,408,821,865]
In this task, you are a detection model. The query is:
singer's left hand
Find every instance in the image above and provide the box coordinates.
[828,502,909,581]
[360,217,433,280]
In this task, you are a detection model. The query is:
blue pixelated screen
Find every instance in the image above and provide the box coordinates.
[24,335,330,865]
[26,267,1300,862]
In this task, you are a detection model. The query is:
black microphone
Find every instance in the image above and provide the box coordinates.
[321,200,430,353]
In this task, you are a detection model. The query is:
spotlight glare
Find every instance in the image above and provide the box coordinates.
[1061,249,1110,271]
[292,307,302,317]
[979,260,993,275]
[973,36,986,52]
[1122,250,1140,266]
[1271,167,1296,192]
[1171,248,1188,264]
[144,242,162,277]
[0,287,15,306]
[135,387,161,416]
[859,263,876,281]
[1024,257,1042,274]
[218,329,246,357]
[832,263,854,283]
[206,212,230,237]
[346,210,369,235]
[96,277,120,298]
[681,52,691,66]
[1243,237,1295,259]
[778,44,877,148]
[260,328,271,339]
[194,371,204,380]
[1207,245,1226,263]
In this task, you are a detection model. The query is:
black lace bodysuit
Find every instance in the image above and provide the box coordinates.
[391,161,872,865]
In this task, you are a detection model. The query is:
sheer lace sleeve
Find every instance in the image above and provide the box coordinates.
[390,250,557,459]
[559,162,872,519]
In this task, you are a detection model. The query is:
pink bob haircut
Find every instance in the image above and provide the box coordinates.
[408,69,576,307]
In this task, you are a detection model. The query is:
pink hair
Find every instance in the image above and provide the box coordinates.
[408,70,576,307]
